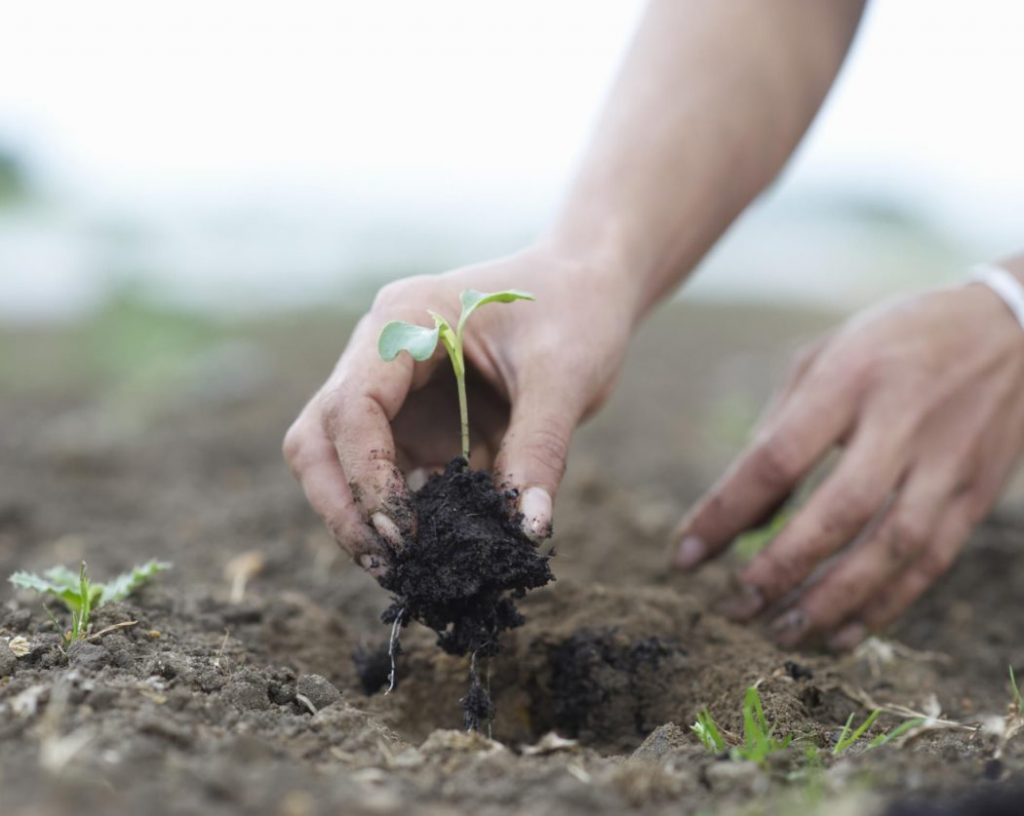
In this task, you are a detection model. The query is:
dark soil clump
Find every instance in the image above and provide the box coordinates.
[378,457,554,658]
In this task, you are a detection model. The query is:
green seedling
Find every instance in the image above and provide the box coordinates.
[867,716,926,748]
[1010,666,1023,714]
[692,707,727,753]
[832,709,880,755]
[737,685,794,763]
[734,506,794,561]
[9,559,170,643]
[692,686,793,765]
[377,288,534,460]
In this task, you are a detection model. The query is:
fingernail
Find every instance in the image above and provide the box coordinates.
[519,487,553,542]
[359,553,388,578]
[371,512,404,550]
[827,622,867,653]
[770,608,809,647]
[406,468,429,492]
[674,535,706,570]
[717,584,765,621]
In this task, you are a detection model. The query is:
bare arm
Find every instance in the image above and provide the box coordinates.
[285,0,869,569]
[549,0,867,321]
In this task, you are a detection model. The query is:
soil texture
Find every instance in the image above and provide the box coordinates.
[2,301,1024,816]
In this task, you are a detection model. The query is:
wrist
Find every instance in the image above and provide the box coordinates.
[526,236,648,329]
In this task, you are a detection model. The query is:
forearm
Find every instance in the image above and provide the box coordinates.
[545,0,865,321]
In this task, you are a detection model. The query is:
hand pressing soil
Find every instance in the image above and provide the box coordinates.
[375,457,554,727]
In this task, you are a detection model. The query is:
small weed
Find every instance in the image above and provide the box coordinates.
[9,560,170,644]
[695,686,924,770]
[833,709,880,755]
[692,686,793,765]
[692,707,727,753]
[1010,666,1023,714]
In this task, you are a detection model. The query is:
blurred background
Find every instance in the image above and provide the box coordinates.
[2,0,1023,325]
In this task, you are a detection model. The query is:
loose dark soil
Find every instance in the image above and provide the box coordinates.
[378,456,553,659]
[2,300,1024,816]
[376,456,553,729]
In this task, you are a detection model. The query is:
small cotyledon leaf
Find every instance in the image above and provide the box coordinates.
[377,320,441,362]
[99,559,172,605]
[457,289,534,335]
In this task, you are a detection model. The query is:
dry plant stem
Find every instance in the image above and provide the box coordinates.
[86,620,138,641]
[838,683,977,736]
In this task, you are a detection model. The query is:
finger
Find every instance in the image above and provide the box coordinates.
[282,423,386,575]
[494,376,583,541]
[673,363,857,571]
[852,497,974,637]
[771,463,957,646]
[733,419,908,623]
[756,336,828,431]
[321,315,428,545]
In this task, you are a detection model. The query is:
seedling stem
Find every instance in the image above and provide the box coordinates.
[378,289,534,460]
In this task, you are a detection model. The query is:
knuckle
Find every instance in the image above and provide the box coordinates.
[749,437,802,489]
[519,426,570,480]
[887,514,928,561]
[370,276,431,315]
[282,421,304,465]
[370,280,411,313]
[317,386,358,439]
[826,487,877,531]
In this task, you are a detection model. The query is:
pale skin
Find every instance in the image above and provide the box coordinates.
[284,0,1024,649]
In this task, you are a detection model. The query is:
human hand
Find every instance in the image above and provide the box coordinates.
[283,245,636,575]
[672,280,1024,649]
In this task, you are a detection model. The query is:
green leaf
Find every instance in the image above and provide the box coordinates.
[10,569,85,614]
[377,320,440,362]
[691,708,726,753]
[99,559,172,605]
[42,565,82,591]
[9,571,61,595]
[457,289,534,334]
[867,717,926,748]
[833,709,880,755]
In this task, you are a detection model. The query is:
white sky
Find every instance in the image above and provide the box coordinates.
[1,1,1023,317]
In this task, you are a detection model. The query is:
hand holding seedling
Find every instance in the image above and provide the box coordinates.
[674,275,1024,650]
[283,249,634,573]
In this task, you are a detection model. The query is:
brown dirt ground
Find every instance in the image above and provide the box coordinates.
[1,299,1023,816]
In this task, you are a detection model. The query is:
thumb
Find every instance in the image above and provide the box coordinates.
[495,381,581,541]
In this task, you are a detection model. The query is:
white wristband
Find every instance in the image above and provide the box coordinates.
[969,263,1024,331]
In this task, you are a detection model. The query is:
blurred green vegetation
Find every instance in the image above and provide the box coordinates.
[0,149,28,205]
[0,293,224,395]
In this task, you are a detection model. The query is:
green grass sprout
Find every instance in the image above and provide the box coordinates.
[1010,666,1023,714]
[734,507,793,561]
[9,559,170,643]
[737,685,793,763]
[378,288,534,460]
[692,686,794,765]
[867,717,926,748]
[692,707,727,752]
[832,709,880,755]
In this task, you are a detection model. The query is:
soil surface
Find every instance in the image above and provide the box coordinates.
[2,300,1024,816]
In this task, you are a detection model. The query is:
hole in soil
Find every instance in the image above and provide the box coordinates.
[377,620,693,754]
[524,628,690,752]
